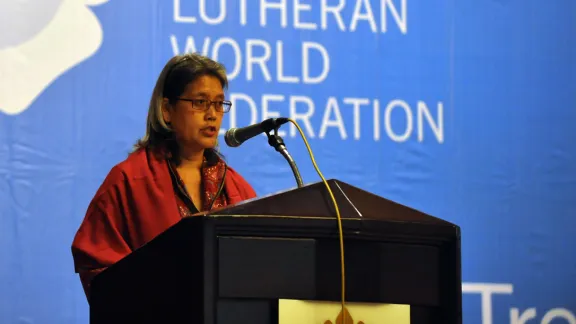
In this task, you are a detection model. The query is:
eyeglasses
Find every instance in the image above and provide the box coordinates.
[176,98,232,113]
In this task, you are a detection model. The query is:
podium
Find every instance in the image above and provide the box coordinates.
[89,179,461,324]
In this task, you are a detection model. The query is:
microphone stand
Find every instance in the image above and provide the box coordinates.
[266,127,304,188]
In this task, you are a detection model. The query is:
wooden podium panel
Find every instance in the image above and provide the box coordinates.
[89,180,462,324]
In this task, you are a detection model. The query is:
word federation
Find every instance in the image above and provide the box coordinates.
[220,92,445,143]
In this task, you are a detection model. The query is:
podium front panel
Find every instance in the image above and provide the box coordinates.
[217,235,442,306]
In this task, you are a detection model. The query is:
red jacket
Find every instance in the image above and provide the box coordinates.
[71,148,257,299]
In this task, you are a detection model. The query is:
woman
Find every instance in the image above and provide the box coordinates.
[71,53,257,301]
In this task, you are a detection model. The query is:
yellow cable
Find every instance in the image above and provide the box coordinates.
[287,118,347,322]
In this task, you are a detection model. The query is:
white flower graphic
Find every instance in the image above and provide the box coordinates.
[0,0,109,115]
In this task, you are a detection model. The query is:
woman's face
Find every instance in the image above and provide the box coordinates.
[162,74,225,153]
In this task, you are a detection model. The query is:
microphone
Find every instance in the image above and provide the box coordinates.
[224,117,289,147]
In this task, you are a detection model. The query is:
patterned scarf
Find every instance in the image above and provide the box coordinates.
[170,156,228,217]
[201,158,228,210]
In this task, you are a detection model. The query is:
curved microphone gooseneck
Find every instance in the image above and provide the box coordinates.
[265,126,304,188]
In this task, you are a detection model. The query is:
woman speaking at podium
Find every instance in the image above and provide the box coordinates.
[71,53,257,300]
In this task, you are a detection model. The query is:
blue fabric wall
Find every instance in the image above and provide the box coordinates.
[1,1,574,323]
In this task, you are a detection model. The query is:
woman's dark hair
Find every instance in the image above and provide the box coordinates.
[134,53,228,166]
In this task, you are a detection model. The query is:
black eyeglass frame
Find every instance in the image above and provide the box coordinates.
[176,98,232,113]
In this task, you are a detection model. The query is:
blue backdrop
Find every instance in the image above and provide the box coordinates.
[1,0,575,323]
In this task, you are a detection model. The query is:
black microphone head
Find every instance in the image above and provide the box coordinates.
[224,128,241,147]
[224,119,289,148]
